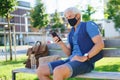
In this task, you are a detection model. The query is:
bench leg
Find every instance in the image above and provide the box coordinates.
[12,71,17,80]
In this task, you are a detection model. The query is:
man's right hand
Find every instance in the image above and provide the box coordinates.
[71,55,88,62]
[53,36,62,45]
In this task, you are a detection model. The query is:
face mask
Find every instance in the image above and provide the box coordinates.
[68,17,77,26]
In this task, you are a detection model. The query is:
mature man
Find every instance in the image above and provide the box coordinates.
[37,7,104,80]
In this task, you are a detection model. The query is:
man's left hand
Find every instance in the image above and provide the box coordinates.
[71,55,88,62]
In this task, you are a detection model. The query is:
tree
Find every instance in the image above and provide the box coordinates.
[105,0,120,29]
[0,0,17,60]
[51,11,64,32]
[30,0,49,29]
[82,5,96,21]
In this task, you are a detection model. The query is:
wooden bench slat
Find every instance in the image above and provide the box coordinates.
[48,39,120,49]
[76,71,120,79]
[104,39,120,48]
[12,68,36,74]
[47,43,61,49]
[49,49,120,57]
[49,50,67,57]
[102,49,120,57]
[12,68,120,79]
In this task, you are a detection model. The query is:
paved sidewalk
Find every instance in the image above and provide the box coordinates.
[0,45,32,60]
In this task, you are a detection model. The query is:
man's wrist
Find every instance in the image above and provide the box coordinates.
[84,53,90,60]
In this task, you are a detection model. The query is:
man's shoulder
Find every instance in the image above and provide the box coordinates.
[81,21,95,26]
[86,21,98,28]
[86,21,96,24]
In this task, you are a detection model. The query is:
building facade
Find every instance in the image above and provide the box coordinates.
[0,1,40,46]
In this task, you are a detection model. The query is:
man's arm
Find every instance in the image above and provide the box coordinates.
[53,36,71,56]
[86,35,104,59]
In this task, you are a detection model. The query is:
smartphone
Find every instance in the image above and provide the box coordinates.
[51,31,61,42]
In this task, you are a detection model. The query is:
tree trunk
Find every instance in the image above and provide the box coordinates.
[7,14,13,60]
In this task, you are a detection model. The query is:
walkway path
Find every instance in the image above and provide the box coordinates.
[0,45,32,60]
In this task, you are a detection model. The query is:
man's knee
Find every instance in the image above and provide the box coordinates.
[53,66,63,74]
[37,64,44,75]
[37,64,50,75]
[53,65,70,78]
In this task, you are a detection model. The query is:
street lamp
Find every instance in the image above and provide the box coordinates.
[19,12,30,45]
[22,12,30,33]
[22,12,30,45]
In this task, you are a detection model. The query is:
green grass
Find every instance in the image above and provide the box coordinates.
[95,57,120,71]
[0,55,120,80]
[0,55,38,80]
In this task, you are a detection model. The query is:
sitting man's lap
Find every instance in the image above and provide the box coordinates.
[48,59,94,77]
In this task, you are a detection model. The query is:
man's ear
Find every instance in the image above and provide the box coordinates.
[76,13,81,20]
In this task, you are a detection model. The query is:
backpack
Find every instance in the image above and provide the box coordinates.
[24,41,49,68]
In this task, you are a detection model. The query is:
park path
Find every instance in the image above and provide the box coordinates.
[0,45,32,60]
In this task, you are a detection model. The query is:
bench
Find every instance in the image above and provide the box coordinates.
[12,39,120,80]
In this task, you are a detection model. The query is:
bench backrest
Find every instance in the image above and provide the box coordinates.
[47,39,120,57]
[102,39,120,57]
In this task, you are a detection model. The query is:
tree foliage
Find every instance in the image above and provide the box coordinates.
[0,0,17,17]
[51,11,64,32]
[30,0,49,29]
[105,0,120,29]
[0,0,17,60]
[82,5,96,21]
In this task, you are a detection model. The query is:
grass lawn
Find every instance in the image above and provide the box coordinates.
[0,55,120,80]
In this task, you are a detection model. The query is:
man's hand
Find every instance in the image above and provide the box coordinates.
[53,36,62,44]
[71,55,88,62]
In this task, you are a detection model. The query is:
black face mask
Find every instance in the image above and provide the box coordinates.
[68,17,77,26]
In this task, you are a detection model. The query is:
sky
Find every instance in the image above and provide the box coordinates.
[19,0,104,20]
[42,0,82,13]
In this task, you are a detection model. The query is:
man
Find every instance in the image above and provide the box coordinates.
[37,7,104,80]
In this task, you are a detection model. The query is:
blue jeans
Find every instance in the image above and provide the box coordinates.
[48,59,94,77]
